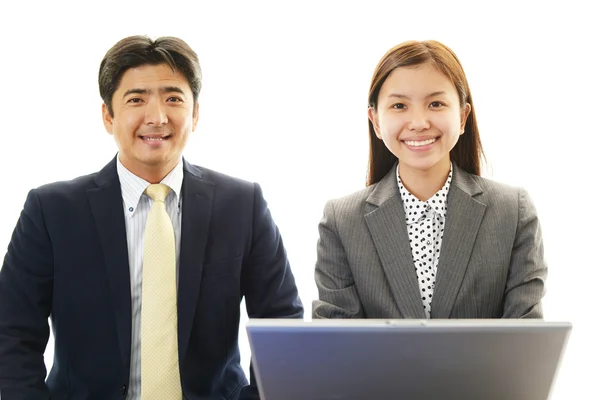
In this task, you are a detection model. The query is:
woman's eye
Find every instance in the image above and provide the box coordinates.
[392,103,406,109]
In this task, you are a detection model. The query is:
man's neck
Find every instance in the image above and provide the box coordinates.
[119,158,179,184]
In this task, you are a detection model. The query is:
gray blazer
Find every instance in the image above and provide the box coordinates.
[313,164,547,319]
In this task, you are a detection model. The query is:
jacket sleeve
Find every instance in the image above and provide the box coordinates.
[503,188,547,318]
[239,183,304,399]
[312,200,365,319]
[0,189,53,399]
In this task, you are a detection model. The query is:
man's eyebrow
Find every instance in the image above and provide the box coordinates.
[122,88,147,98]
[160,86,185,95]
[122,86,186,98]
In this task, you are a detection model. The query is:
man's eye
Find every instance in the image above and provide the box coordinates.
[167,97,183,102]
[127,98,143,103]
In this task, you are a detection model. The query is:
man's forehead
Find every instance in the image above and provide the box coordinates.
[116,64,191,92]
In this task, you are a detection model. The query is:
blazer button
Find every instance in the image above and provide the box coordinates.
[120,384,127,396]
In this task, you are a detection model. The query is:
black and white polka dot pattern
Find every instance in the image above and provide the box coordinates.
[397,165,452,318]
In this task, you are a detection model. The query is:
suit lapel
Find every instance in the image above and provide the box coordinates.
[87,156,132,370]
[430,165,487,318]
[364,166,426,319]
[177,160,214,361]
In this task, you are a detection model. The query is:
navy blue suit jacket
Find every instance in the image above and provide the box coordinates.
[0,157,303,399]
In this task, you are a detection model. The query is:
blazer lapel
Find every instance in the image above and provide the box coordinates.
[364,166,426,319]
[430,165,487,318]
[177,160,214,361]
[87,156,132,370]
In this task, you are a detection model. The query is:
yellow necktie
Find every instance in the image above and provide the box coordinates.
[140,183,182,399]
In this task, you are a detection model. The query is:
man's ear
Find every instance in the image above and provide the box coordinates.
[102,103,114,134]
[192,102,199,132]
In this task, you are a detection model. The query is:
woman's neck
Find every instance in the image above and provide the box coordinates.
[398,160,451,201]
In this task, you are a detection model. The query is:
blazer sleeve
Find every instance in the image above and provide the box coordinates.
[0,189,52,399]
[238,183,303,400]
[241,183,303,319]
[312,200,365,319]
[503,188,547,318]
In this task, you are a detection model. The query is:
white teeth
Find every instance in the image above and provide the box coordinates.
[144,137,166,141]
[405,138,436,147]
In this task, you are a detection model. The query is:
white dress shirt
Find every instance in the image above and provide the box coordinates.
[116,157,183,400]
[397,165,452,318]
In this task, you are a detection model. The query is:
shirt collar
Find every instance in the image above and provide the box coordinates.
[397,164,453,224]
[116,155,184,217]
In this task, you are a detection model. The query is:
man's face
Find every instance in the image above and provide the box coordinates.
[102,63,199,181]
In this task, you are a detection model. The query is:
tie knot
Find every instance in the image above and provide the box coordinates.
[145,183,170,203]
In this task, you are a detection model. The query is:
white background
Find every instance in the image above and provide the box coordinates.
[0,1,597,398]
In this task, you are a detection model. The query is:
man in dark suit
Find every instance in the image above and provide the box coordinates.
[0,35,303,400]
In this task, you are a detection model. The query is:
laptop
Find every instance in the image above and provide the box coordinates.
[246,319,571,400]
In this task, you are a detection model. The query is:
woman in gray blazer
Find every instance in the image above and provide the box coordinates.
[313,40,546,320]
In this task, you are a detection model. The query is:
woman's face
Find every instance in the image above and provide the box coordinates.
[369,63,470,175]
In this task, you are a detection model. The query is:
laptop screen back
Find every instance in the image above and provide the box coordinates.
[247,319,571,400]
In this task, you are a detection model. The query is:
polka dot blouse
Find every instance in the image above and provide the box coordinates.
[397,165,453,318]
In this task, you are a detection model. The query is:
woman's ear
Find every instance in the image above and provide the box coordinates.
[460,103,472,134]
[368,106,382,139]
